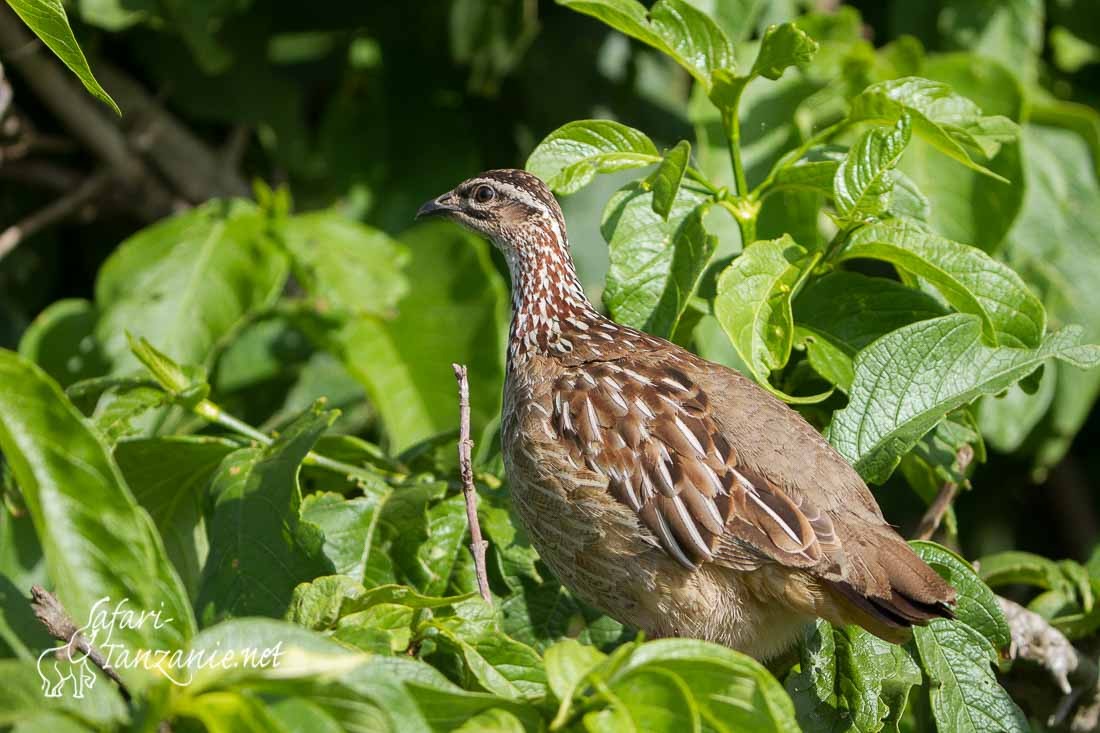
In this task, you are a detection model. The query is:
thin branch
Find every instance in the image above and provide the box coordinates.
[0,4,176,219]
[452,363,492,605]
[30,585,131,702]
[914,443,973,541]
[0,169,113,261]
[94,62,250,201]
[914,481,959,541]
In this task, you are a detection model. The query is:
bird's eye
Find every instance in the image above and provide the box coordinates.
[473,185,495,204]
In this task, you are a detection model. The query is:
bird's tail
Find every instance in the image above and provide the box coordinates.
[821,529,956,644]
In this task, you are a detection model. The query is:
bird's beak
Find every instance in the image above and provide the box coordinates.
[416,191,459,220]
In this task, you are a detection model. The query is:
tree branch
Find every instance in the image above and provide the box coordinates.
[0,4,176,219]
[914,481,959,541]
[0,169,113,261]
[452,363,492,604]
[94,62,250,201]
[30,585,131,702]
[999,596,1100,731]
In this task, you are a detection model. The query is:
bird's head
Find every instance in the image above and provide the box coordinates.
[416,169,568,257]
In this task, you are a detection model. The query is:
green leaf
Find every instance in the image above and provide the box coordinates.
[18,299,108,388]
[95,200,289,375]
[1000,125,1100,470]
[751,21,818,80]
[898,55,1026,253]
[500,572,626,653]
[5,0,120,114]
[602,182,717,338]
[911,541,1010,650]
[288,576,470,631]
[196,406,335,624]
[839,220,1045,349]
[546,638,607,724]
[0,659,127,729]
[180,617,366,694]
[785,620,921,733]
[618,639,798,732]
[425,605,547,700]
[0,350,194,664]
[827,315,1100,484]
[279,210,409,317]
[976,550,1069,593]
[115,436,238,600]
[714,235,818,382]
[913,620,1027,733]
[833,115,911,222]
[556,0,735,90]
[300,490,391,585]
[327,223,508,453]
[526,119,660,195]
[938,0,1043,84]
[604,666,700,733]
[645,140,691,220]
[794,272,946,391]
[848,77,1019,181]
[453,708,526,733]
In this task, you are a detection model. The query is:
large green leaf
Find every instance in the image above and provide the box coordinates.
[912,541,1010,650]
[95,200,289,374]
[278,210,409,318]
[913,620,1027,733]
[794,272,946,391]
[0,659,127,730]
[714,235,817,382]
[839,220,1045,349]
[5,0,120,113]
[785,620,921,733]
[423,599,547,701]
[195,407,334,624]
[556,0,735,90]
[602,182,717,338]
[617,639,798,732]
[833,115,911,223]
[526,120,660,195]
[999,125,1100,470]
[115,436,238,600]
[847,77,1019,181]
[17,299,108,388]
[827,314,1100,484]
[300,490,391,586]
[0,350,195,664]
[898,54,1026,254]
[328,223,508,453]
[937,0,1043,85]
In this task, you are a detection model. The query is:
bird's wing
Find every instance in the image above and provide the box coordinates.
[548,352,840,572]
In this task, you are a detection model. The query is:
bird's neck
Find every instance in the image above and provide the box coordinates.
[504,228,602,363]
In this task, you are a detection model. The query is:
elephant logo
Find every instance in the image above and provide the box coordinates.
[37,638,97,699]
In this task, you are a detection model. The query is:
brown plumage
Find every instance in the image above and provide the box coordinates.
[417,169,955,659]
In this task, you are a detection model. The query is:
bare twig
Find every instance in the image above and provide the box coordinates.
[999,595,1100,731]
[914,444,973,541]
[914,481,960,541]
[0,169,113,261]
[452,363,492,604]
[30,585,131,702]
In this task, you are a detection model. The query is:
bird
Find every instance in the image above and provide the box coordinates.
[417,168,955,659]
